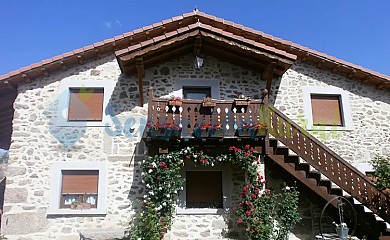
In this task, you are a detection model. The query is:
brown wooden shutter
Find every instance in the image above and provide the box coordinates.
[186,171,222,208]
[311,94,343,126]
[61,170,99,194]
[68,88,104,121]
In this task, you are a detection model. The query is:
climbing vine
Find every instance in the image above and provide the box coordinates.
[125,144,300,240]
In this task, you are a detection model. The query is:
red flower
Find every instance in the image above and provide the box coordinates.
[237,218,243,223]
[244,152,249,157]
[251,193,257,199]
[156,177,161,181]
[245,144,251,149]
[246,210,251,215]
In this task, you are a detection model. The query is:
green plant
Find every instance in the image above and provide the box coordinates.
[127,145,300,240]
[371,155,390,190]
[234,182,300,240]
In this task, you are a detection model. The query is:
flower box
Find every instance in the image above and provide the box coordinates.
[202,101,216,107]
[256,128,267,136]
[237,127,255,137]
[193,128,210,138]
[234,99,250,106]
[71,202,92,209]
[236,127,267,137]
[168,100,182,107]
[209,128,224,138]
[148,128,172,139]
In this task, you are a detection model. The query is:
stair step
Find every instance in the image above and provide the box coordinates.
[363,206,373,213]
[353,198,363,205]
[320,174,329,181]
[375,215,385,221]
[342,190,351,198]
[288,149,298,156]
[277,141,286,148]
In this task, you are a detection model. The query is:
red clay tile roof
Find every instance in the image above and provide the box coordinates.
[0,11,389,90]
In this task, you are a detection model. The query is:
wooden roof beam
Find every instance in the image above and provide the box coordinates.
[347,69,357,79]
[2,81,17,92]
[262,62,277,94]
[193,35,203,56]
[135,57,145,106]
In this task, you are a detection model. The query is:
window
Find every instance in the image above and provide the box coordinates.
[177,163,232,214]
[68,88,104,121]
[60,170,98,209]
[183,87,211,100]
[303,87,353,131]
[186,171,222,208]
[310,94,342,126]
[171,79,220,100]
[47,162,107,215]
[57,79,115,127]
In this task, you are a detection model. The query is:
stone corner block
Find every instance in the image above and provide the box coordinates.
[2,212,48,235]
[5,188,28,203]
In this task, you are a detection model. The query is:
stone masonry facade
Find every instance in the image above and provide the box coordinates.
[1,52,389,239]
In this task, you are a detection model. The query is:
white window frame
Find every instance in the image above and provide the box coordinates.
[47,161,108,215]
[303,87,353,131]
[172,79,220,99]
[176,162,232,215]
[56,79,115,127]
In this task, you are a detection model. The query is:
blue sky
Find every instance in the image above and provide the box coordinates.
[1,1,390,76]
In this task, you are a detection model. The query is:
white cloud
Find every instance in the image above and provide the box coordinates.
[104,20,122,29]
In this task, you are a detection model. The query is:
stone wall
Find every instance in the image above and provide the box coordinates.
[2,54,264,240]
[272,61,390,165]
[2,52,389,239]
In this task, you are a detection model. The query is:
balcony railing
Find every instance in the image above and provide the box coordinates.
[145,88,268,139]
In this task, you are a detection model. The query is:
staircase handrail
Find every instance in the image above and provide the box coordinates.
[267,104,389,223]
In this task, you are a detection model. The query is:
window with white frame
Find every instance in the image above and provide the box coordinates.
[303,87,353,130]
[177,162,232,214]
[171,79,220,100]
[57,79,115,127]
[47,161,107,215]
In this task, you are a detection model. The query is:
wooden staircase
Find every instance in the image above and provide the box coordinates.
[265,105,390,238]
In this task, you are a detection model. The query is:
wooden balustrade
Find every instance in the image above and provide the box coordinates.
[146,88,268,139]
[267,105,390,223]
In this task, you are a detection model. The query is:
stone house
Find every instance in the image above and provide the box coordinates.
[0,10,389,240]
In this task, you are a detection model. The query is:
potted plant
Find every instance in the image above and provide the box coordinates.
[234,93,250,106]
[209,123,224,138]
[193,122,212,138]
[253,122,268,136]
[202,97,216,107]
[333,197,349,239]
[146,121,181,139]
[70,195,92,209]
[333,222,349,239]
[168,95,182,107]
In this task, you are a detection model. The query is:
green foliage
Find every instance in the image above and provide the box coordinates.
[371,155,390,190]
[277,185,301,240]
[234,182,301,240]
[128,145,300,240]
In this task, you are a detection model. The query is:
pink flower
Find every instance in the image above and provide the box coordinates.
[246,210,251,216]
[244,152,249,157]
[237,218,243,223]
[251,193,257,199]
[245,144,251,149]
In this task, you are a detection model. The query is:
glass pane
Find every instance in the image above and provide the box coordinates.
[186,92,208,100]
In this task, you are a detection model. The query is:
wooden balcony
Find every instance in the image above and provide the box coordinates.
[144,88,268,141]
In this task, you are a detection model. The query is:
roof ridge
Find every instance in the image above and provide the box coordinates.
[0,11,389,89]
